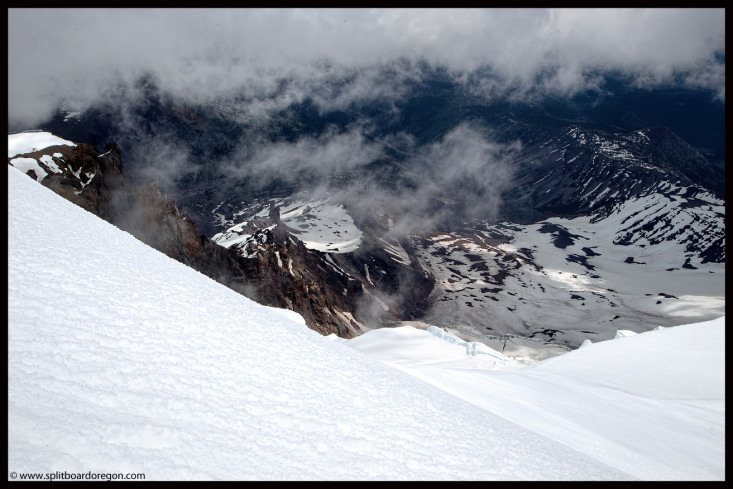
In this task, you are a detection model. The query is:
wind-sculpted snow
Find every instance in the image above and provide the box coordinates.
[8,165,633,480]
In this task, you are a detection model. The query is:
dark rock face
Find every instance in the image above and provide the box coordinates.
[217,206,436,336]
[10,142,110,219]
[97,142,125,189]
[537,223,582,249]
[234,224,364,336]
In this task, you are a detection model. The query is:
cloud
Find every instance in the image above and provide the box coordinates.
[208,118,517,239]
[374,122,519,233]
[410,123,519,217]
[220,122,385,183]
[267,122,519,236]
[123,138,197,200]
[8,8,725,128]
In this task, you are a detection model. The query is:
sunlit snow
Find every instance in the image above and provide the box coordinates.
[8,131,76,157]
[347,320,724,480]
[8,157,48,182]
[8,165,724,480]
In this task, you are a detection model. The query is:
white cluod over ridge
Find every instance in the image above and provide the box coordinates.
[7,162,725,481]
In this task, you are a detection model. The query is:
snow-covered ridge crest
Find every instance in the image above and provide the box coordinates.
[517,124,724,227]
[8,131,76,157]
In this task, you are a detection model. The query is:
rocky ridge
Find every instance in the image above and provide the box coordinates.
[8,134,388,337]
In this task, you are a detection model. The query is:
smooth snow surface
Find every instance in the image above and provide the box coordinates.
[8,131,76,157]
[8,165,724,480]
[348,320,725,480]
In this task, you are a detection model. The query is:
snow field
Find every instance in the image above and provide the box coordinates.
[347,318,725,480]
[8,131,77,158]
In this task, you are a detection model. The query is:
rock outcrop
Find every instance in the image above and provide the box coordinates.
[9,134,381,337]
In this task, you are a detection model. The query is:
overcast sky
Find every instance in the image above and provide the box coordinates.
[8,8,725,128]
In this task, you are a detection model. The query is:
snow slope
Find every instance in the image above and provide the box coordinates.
[347,321,725,480]
[8,165,631,481]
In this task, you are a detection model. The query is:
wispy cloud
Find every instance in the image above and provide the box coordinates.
[220,122,385,182]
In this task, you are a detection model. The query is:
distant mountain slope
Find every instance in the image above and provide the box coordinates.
[13,76,724,347]
[411,194,724,347]
[503,124,725,224]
